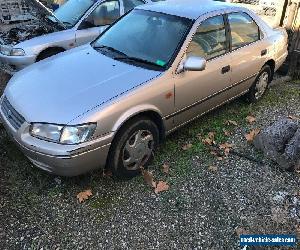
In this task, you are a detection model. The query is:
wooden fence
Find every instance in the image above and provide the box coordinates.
[287,0,300,76]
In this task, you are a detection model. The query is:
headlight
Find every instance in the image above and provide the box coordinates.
[10,48,25,56]
[30,123,96,144]
[60,124,96,144]
[30,123,63,142]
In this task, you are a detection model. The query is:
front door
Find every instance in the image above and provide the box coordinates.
[173,15,232,127]
[75,0,121,46]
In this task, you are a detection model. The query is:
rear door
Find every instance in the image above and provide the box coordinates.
[173,14,232,127]
[75,0,121,46]
[226,12,268,97]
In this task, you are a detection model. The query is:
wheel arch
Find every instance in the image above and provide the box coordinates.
[112,105,166,143]
[36,46,66,62]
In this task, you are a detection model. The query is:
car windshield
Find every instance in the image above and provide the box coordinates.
[52,0,96,27]
[93,9,193,70]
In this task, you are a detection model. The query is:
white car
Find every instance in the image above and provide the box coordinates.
[0,0,157,74]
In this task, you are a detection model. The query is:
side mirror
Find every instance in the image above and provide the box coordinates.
[178,56,206,73]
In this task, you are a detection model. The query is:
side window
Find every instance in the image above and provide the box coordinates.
[123,0,144,13]
[186,15,227,60]
[85,1,120,27]
[228,12,260,50]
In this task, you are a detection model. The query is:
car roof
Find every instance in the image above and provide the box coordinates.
[136,0,243,20]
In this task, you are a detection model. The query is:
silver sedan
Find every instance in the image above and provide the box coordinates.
[0,0,288,177]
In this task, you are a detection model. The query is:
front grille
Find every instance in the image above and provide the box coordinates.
[1,96,25,130]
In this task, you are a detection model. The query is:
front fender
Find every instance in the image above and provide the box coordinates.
[112,104,164,132]
[16,29,76,56]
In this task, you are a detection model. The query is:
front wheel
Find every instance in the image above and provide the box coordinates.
[107,117,159,179]
[246,65,272,103]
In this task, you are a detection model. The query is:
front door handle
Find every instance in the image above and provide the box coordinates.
[221,65,231,74]
[261,49,267,56]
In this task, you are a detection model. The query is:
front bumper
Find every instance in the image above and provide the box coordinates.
[0,53,36,74]
[0,99,114,176]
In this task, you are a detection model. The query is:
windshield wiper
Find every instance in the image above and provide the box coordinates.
[114,55,165,69]
[94,45,127,57]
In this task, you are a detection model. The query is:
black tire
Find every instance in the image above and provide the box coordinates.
[107,117,160,179]
[37,48,65,62]
[246,65,272,103]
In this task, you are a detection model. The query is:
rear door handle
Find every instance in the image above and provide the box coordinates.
[261,49,267,56]
[221,65,231,74]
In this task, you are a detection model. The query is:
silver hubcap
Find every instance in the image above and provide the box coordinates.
[255,72,269,100]
[122,130,154,171]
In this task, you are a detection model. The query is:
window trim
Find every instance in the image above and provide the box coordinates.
[226,11,262,52]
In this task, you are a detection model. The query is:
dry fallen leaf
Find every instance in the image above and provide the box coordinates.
[223,129,231,136]
[208,165,218,172]
[202,132,217,146]
[77,189,93,203]
[219,142,234,149]
[142,169,156,188]
[288,115,300,120]
[102,169,113,178]
[162,163,170,175]
[182,143,193,151]
[202,138,213,145]
[245,129,261,143]
[219,142,234,156]
[246,115,256,124]
[226,120,238,126]
[208,132,216,139]
[154,181,169,194]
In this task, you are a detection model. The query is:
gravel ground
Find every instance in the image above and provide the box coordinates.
[0,72,299,249]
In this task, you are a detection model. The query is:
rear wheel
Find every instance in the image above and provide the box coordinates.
[246,65,272,103]
[107,117,159,179]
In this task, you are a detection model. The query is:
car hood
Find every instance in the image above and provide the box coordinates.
[5,45,161,124]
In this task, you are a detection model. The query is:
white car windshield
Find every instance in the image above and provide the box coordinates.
[93,9,193,70]
[53,0,96,27]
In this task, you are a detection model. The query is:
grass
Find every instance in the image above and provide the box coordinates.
[153,99,253,176]
[150,81,300,204]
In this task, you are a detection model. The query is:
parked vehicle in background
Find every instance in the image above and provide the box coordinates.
[0,0,158,74]
[0,0,288,177]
